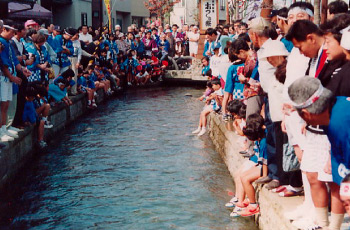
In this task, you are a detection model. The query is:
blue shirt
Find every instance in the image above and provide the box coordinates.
[250,137,267,165]
[51,35,74,68]
[0,36,20,78]
[281,38,294,52]
[324,96,350,185]
[224,62,245,94]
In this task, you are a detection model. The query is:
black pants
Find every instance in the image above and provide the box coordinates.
[12,73,28,128]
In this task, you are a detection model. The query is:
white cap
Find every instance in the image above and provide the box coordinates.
[341,30,350,50]
[259,39,289,59]
[118,32,124,38]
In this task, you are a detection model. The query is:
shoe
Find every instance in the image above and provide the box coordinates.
[9,126,22,132]
[255,176,272,184]
[44,121,53,129]
[271,185,287,193]
[38,140,47,148]
[242,152,255,158]
[225,196,238,208]
[265,180,280,190]
[128,82,132,86]
[0,133,14,142]
[230,205,245,217]
[239,150,248,154]
[192,127,202,134]
[198,128,207,136]
[238,205,260,217]
[92,103,97,108]
[292,218,321,230]
[279,189,303,197]
[2,127,18,138]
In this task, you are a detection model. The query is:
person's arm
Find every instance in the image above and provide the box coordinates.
[2,65,21,84]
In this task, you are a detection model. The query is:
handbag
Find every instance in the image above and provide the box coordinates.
[282,142,300,172]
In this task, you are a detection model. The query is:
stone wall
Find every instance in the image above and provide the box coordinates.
[0,89,107,190]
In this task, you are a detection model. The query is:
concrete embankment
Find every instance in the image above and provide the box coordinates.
[207,112,350,230]
[0,89,108,190]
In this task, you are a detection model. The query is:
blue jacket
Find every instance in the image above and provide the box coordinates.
[131,41,145,54]
[203,41,210,58]
[157,40,170,53]
[51,35,74,68]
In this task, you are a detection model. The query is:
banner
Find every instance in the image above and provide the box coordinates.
[201,0,218,31]
[104,0,112,32]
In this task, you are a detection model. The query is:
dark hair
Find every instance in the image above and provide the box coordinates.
[78,67,83,74]
[342,173,350,183]
[34,84,48,97]
[202,56,210,62]
[320,13,350,42]
[27,28,37,37]
[14,23,25,32]
[238,104,247,118]
[238,33,251,43]
[2,19,15,29]
[211,78,221,85]
[227,99,243,114]
[289,2,314,14]
[206,28,217,36]
[32,34,46,44]
[228,47,238,62]
[26,86,37,98]
[243,113,265,141]
[234,20,242,24]
[65,27,78,36]
[127,32,135,39]
[206,81,212,88]
[277,7,289,23]
[239,22,248,28]
[328,0,348,15]
[231,38,250,54]
[172,24,178,28]
[205,68,212,77]
[275,59,287,84]
[61,68,75,78]
[151,28,157,31]
[286,20,323,41]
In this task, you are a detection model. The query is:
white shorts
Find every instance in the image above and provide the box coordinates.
[241,160,257,172]
[189,43,198,55]
[300,130,332,182]
[0,76,13,102]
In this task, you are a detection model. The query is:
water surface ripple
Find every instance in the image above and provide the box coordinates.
[0,87,257,230]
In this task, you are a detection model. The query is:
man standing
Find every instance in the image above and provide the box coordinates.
[79,25,93,46]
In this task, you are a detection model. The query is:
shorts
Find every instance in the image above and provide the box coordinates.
[242,159,257,172]
[300,130,332,182]
[0,76,13,102]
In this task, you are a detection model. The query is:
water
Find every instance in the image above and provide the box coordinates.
[0,87,257,230]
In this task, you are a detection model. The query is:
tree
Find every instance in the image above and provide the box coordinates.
[144,0,181,22]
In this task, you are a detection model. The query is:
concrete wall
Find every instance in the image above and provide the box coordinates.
[207,113,350,230]
[53,0,92,28]
[0,90,107,191]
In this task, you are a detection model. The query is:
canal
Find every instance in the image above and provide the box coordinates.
[0,87,257,230]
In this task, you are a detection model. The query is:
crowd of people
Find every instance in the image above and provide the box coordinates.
[193,1,350,229]
[0,17,202,148]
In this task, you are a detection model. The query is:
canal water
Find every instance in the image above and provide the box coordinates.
[0,87,257,230]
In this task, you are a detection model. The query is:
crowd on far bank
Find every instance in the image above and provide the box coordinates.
[0,18,202,148]
[193,0,350,229]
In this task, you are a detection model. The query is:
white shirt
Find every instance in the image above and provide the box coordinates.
[218,54,231,82]
[257,39,277,93]
[308,45,324,79]
[79,33,92,43]
[188,32,199,45]
[283,47,310,103]
[268,81,284,122]
[209,55,222,77]
[72,40,82,62]
[12,37,24,55]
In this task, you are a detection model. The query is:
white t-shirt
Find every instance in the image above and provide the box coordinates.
[215,88,224,96]
[257,39,277,94]
[209,55,221,77]
[218,54,231,82]
[188,31,200,54]
[79,33,93,43]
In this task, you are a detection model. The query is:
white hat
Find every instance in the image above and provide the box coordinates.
[118,32,124,38]
[165,29,171,33]
[341,28,350,50]
[259,39,289,59]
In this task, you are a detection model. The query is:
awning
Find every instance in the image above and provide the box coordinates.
[8,2,53,20]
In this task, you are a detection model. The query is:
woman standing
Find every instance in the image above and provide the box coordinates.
[188,26,200,58]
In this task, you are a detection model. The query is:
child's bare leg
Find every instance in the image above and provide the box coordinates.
[241,166,261,203]
[38,120,45,141]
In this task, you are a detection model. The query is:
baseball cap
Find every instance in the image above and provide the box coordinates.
[248,17,271,31]
[24,19,38,28]
[165,29,171,33]
[38,28,49,36]
[258,39,289,59]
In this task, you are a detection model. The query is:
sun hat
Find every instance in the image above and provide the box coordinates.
[24,19,38,28]
[248,17,271,31]
[258,39,289,59]
[165,29,172,33]
[118,33,124,38]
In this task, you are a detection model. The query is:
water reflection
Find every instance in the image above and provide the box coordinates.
[0,87,257,230]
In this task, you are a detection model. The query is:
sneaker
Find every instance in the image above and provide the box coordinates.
[271,185,287,193]
[9,126,22,132]
[0,133,14,142]
[92,103,97,108]
[3,128,18,138]
[279,188,303,197]
[225,196,239,208]
[238,205,260,217]
[198,128,207,136]
[192,127,202,134]
[230,205,245,217]
[38,140,47,148]
[128,82,132,86]
[44,121,53,129]
[255,176,272,184]
[265,180,280,190]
